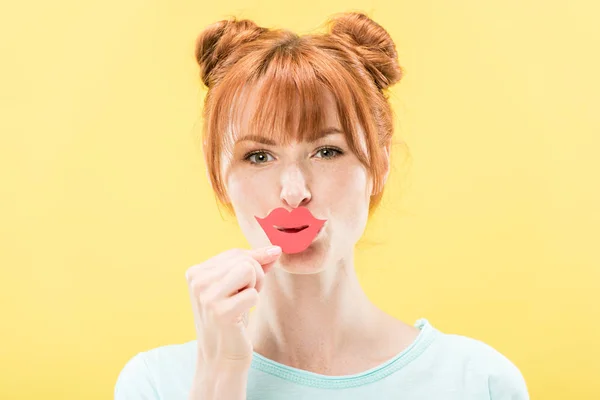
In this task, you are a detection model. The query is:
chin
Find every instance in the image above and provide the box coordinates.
[276,241,329,274]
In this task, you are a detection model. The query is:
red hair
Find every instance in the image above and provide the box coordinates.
[195,12,405,216]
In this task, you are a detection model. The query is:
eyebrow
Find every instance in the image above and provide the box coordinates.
[236,127,344,146]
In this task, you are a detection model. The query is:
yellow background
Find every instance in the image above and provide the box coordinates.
[1,0,598,398]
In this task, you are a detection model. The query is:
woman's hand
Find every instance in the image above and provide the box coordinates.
[185,246,282,369]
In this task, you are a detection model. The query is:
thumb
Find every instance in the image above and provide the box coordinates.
[247,245,282,267]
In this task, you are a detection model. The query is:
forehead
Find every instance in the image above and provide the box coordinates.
[227,81,341,146]
[217,76,370,178]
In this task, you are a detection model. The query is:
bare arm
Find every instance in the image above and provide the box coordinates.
[189,362,250,400]
[185,246,281,399]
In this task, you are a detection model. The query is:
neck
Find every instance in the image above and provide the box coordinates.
[247,253,387,373]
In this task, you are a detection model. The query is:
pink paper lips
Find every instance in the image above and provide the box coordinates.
[255,207,327,254]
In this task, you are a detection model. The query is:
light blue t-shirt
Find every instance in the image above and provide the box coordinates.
[114,319,529,399]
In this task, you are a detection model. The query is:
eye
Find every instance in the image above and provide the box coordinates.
[314,147,343,159]
[244,150,275,165]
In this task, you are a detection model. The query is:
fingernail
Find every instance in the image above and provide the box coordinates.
[266,246,282,255]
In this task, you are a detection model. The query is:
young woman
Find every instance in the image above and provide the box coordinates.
[115,12,529,400]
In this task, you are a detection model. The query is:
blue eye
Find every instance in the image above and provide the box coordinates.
[245,151,274,164]
[314,147,343,159]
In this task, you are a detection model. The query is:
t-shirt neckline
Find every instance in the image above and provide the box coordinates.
[250,318,438,389]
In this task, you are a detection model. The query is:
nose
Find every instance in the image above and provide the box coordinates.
[280,164,311,208]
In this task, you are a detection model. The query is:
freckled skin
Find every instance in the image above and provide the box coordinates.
[224,89,372,274]
[218,85,417,376]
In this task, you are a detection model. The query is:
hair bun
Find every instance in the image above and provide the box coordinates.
[195,18,267,88]
[328,12,403,90]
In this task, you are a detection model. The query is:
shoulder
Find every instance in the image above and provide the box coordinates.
[114,340,197,400]
[433,330,529,399]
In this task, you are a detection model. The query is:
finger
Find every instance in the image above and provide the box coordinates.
[187,262,232,295]
[203,249,245,270]
[217,262,257,298]
[185,250,238,281]
[246,257,266,293]
[247,245,282,267]
[260,259,277,275]
[219,287,259,323]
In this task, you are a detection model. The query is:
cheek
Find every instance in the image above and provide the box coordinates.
[226,168,278,221]
[332,164,369,198]
[226,173,263,240]
[342,168,371,238]
[226,165,265,201]
[318,164,370,217]
[226,175,249,203]
[321,169,370,248]
[225,169,259,217]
